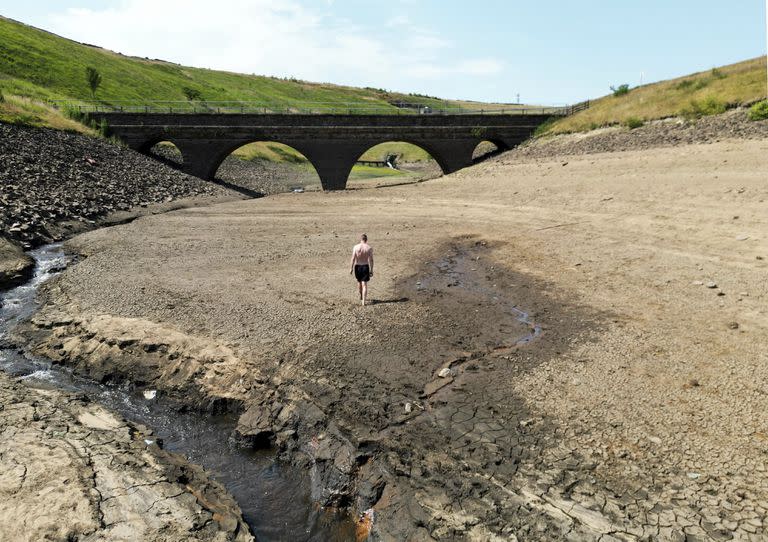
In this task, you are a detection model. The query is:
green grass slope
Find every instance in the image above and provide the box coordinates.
[548,57,767,134]
[0,16,520,121]
[0,15,519,172]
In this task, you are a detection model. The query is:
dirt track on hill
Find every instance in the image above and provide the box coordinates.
[20,137,768,540]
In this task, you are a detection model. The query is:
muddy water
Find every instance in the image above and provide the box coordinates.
[0,244,354,542]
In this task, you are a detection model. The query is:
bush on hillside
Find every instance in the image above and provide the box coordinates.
[711,68,726,80]
[533,117,558,137]
[0,90,4,103]
[623,116,644,129]
[62,105,109,136]
[748,100,768,121]
[182,86,202,101]
[610,84,630,97]
[675,78,708,91]
[680,96,727,120]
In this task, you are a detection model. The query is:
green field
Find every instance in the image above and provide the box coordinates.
[546,57,767,134]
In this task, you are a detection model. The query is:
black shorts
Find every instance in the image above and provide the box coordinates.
[354,265,370,282]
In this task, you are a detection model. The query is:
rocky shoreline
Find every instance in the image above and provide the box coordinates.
[505,107,768,161]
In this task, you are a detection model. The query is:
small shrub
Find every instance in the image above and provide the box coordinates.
[610,84,630,97]
[711,68,726,80]
[624,116,644,129]
[85,66,102,98]
[681,96,727,120]
[97,118,109,137]
[62,105,110,136]
[676,78,708,91]
[0,90,4,103]
[533,118,558,137]
[748,100,768,121]
[63,105,88,123]
[182,86,202,101]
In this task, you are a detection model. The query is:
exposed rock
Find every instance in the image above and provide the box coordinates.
[0,371,253,542]
[0,236,34,291]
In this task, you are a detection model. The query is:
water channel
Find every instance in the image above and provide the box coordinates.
[0,244,354,541]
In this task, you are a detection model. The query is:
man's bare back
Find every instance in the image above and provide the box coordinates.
[350,234,373,305]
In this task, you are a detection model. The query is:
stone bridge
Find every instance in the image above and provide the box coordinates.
[93,112,557,190]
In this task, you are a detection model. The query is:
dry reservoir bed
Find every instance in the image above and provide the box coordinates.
[17,139,768,540]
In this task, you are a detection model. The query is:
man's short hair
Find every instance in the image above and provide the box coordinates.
[361,233,368,242]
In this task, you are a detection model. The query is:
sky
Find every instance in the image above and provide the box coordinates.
[1,0,766,104]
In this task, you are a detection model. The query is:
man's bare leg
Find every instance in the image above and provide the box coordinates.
[361,282,368,306]
[358,282,363,300]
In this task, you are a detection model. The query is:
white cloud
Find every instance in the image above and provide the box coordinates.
[42,0,503,95]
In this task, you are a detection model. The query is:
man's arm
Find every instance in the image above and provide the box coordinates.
[350,248,356,274]
[369,249,374,275]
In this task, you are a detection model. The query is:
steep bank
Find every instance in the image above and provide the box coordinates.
[0,121,241,291]
[0,122,236,250]
[17,127,768,541]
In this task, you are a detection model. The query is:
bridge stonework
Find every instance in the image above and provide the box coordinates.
[93,113,555,190]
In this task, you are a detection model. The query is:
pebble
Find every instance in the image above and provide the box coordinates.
[706,281,718,289]
[404,402,412,414]
[143,390,157,400]
[438,368,452,378]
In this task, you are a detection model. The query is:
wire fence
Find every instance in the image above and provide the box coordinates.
[48,99,585,116]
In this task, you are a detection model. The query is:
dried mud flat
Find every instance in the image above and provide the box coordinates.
[15,137,768,540]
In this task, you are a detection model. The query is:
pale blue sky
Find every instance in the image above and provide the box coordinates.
[1,0,766,104]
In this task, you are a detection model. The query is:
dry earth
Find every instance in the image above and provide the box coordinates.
[17,136,768,540]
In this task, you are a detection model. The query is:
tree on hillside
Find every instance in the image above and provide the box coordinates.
[182,86,202,101]
[85,66,102,99]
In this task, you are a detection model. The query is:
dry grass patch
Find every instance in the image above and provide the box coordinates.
[549,57,767,134]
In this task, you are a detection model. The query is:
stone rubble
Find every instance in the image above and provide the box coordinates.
[0,122,231,250]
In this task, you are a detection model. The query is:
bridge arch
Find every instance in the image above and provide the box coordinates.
[351,140,443,184]
[144,140,184,168]
[211,140,322,193]
[472,138,510,163]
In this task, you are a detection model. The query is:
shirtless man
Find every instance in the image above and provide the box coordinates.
[350,233,374,306]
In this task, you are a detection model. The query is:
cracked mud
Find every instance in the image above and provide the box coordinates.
[7,136,768,540]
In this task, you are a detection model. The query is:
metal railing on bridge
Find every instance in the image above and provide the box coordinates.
[48,100,582,116]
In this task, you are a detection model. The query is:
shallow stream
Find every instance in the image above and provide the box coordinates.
[0,244,353,541]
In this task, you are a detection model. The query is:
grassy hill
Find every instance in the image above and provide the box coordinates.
[0,15,524,172]
[0,16,523,127]
[547,57,767,134]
